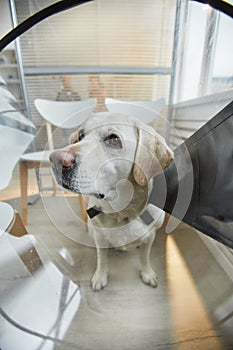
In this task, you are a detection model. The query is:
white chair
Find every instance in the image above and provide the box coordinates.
[0,84,82,347]
[0,78,41,264]
[105,97,165,123]
[0,202,14,236]
[0,79,35,190]
[0,78,35,233]
[20,98,96,225]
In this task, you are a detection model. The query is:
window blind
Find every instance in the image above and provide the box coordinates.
[13,0,177,147]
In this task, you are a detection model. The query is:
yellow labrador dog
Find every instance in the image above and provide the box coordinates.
[50,112,173,291]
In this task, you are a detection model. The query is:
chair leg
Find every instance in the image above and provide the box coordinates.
[7,210,28,237]
[52,177,57,196]
[79,195,87,228]
[20,160,28,225]
[7,210,44,274]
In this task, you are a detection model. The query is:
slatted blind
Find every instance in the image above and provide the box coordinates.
[14,0,176,129]
[12,0,178,151]
[15,0,176,67]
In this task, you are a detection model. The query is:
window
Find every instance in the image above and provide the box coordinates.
[14,0,177,133]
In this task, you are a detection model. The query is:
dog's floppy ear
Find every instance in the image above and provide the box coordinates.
[133,126,173,186]
[69,131,78,144]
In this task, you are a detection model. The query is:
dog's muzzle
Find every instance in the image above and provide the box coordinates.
[49,150,79,190]
[49,150,105,198]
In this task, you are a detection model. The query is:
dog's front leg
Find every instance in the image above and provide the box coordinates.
[91,231,108,291]
[140,230,158,288]
[91,247,108,291]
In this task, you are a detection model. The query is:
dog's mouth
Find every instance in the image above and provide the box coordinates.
[52,165,105,199]
[51,163,78,192]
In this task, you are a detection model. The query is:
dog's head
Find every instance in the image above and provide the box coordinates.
[50,112,173,204]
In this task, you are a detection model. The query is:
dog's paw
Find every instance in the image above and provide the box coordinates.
[141,269,158,288]
[91,271,108,292]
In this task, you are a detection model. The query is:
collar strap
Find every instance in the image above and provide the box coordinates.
[86,206,102,219]
[139,209,154,225]
[87,206,154,225]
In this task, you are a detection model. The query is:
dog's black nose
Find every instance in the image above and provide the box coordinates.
[49,150,76,168]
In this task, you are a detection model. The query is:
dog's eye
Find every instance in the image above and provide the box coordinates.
[104,134,122,149]
[78,129,85,142]
[70,129,84,144]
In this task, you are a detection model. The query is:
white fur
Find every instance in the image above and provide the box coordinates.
[50,112,173,291]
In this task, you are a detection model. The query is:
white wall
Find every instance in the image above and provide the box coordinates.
[0,0,14,49]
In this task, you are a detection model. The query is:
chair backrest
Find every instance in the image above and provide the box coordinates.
[0,80,35,190]
[0,202,14,235]
[0,81,35,129]
[35,98,97,150]
[0,125,34,190]
[105,98,165,124]
[34,98,97,129]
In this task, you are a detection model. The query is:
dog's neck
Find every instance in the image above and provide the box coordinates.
[87,175,151,224]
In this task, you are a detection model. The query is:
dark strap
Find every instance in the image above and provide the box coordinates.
[140,209,154,225]
[86,206,102,219]
[87,206,155,226]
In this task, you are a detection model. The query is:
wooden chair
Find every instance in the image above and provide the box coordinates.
[20,98,96,225]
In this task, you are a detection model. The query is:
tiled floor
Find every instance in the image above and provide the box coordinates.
[0,168,233,349]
